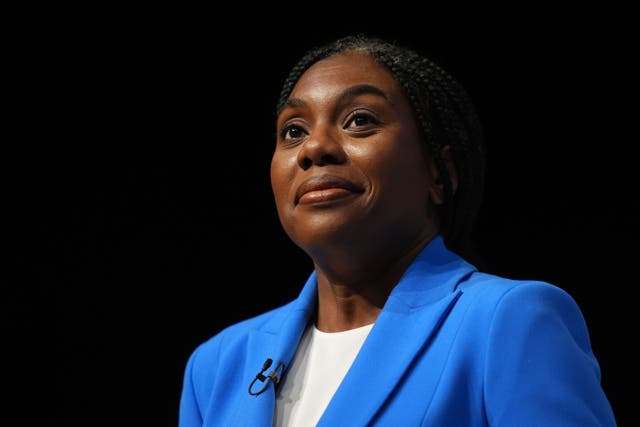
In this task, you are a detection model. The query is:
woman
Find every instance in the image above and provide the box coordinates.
[179,35,616,426]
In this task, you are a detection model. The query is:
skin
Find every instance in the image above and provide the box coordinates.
[271,51,454,332]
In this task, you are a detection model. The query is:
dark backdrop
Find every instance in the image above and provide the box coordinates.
[10,7,635,427]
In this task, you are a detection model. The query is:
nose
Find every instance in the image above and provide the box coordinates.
[296,125,347,170]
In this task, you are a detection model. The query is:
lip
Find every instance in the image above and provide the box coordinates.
[295,175,364,205]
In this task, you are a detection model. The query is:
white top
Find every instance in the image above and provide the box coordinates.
[274,323,374,427]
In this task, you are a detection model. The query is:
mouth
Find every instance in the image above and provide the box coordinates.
[295,175,365,206]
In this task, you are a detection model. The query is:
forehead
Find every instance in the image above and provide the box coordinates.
[290,51,403,101]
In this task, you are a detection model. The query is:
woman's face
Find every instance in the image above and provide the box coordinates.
[271,51,440,254]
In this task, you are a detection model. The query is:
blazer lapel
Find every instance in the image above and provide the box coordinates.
[317,236,475,426]
[225,330,277,427]
[317,291,462,426]
[228,273,318,427]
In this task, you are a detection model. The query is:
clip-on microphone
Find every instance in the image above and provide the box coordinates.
[248,358,285,396]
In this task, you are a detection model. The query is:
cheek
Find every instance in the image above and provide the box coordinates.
[362,134,428,178]
[270,152,295,208]
[361,137,431,203]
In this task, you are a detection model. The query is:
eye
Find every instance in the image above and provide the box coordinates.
[344,112,380,130]
[280,124,306,141]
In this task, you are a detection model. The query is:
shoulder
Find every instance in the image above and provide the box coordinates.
[458,272,597,366]
[457,275,616,425]
[194,303,291,358]
[455,272,591,344]
[189,301,296,368]
[459,272,581,314]
[181,302,295,406]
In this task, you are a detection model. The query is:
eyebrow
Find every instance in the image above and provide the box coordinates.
[278,84,392,116]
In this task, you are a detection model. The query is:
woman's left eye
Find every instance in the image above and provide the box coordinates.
[345,112,379,129]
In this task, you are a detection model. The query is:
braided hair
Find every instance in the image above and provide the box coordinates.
[276,34,486,264]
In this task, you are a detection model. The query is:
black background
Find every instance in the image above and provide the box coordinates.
[9,6,636,426]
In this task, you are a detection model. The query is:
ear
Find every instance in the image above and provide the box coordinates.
[428,145,458,205]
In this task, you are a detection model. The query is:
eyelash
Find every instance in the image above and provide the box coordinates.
[345,111,379,129]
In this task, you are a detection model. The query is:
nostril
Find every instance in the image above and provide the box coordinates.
[300,157,312,170]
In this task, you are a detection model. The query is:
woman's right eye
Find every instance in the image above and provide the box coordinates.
[281,125,305,140]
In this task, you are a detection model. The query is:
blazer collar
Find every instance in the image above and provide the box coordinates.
[385,234,475,311]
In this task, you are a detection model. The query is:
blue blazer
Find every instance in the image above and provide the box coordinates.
[179,236,617,426]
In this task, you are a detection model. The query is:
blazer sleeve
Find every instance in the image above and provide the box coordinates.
[179,347,204,427]
[483,281,617,427]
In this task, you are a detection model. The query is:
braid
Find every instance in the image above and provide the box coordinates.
[275,35,486,263]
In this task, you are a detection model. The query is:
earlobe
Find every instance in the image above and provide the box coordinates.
[428,145,458,205]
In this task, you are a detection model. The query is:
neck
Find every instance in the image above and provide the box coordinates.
[311,231,436,332]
